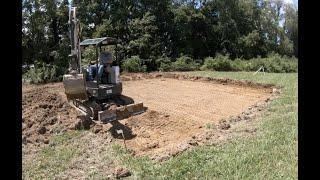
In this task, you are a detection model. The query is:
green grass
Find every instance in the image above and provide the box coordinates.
[22,131,84,180]
[113,71,298,179]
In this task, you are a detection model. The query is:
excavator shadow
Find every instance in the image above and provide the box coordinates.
[108,121,136,140]
[104,95,147,140]
[74,115,137,140]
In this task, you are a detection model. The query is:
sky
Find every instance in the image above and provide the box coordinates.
[279,0,298,27]
[284,0,298,9]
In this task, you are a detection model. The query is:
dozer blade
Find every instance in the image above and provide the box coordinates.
[63,73,88,100]
[98,102,145,122]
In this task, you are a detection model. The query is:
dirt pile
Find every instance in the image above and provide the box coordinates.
[121,72,278,90]
[22,84,80,144]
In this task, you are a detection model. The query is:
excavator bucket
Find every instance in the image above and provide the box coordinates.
[63,73,88,100]
[98,102,145,122]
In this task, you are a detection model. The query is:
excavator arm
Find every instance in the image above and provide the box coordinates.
[68,6,81,73]
[63,6,88,101]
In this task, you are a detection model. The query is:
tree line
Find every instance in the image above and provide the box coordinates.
[22,0,298,72]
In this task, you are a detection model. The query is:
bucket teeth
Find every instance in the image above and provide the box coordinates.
[98,102,145,122]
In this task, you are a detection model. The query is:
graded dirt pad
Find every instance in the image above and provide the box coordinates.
[116,76,273,159]
[22,73,276,162]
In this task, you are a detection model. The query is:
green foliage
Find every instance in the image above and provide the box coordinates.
[156,56,173,72]
[172,55,199,71]
[278,29,294,56]
[283,4,298,57]
[122,56,147,72]
[231,58,248,71]
[262,53,297,73]
[241,54,297,73]
[201,53,297,73]
[22,62,64,84]
[238,30,265,59]
[22,0,298,78]
[127,12,158,59]
[201,54,232,71]
[81,46,96,65]
[92,19,113,38]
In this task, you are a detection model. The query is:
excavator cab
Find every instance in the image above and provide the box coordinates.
[79,37,123,100]
[63,37,120,101]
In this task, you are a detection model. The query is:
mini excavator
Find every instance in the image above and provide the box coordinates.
[62,5,145,122]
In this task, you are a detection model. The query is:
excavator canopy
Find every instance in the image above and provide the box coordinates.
[80,37,117,47]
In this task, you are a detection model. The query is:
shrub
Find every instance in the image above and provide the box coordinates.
[231,58,248,71]
[156,56,173,72]
[22,62,63,84]
[201,54,232,71]
[247,54,298,73]
[201,53,297,73]
[281,57,298,73]
[122,56,146,72]
[172,55,199,71]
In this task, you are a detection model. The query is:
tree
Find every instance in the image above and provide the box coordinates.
[22,0,70,65]
[22,0,49,64]
[127,12,158,60]
[22,0,298,73]
[260,0,284,53]
[238,30,266,59]
[283,3,298,57]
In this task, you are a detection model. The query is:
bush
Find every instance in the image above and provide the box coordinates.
[156,56,173,72]
[172,55,199,71]
[122,56,146,72]
[201,53,297,73]
[246,54,298,73]
[201,54,232,71]
[230,58,248,71]
[22,62,63,84]
[281,57,298,73]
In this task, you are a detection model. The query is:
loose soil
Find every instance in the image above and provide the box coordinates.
[22,83,81,145]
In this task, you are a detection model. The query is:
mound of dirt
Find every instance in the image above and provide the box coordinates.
[22,84,81,144]
[121,72,278,91]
